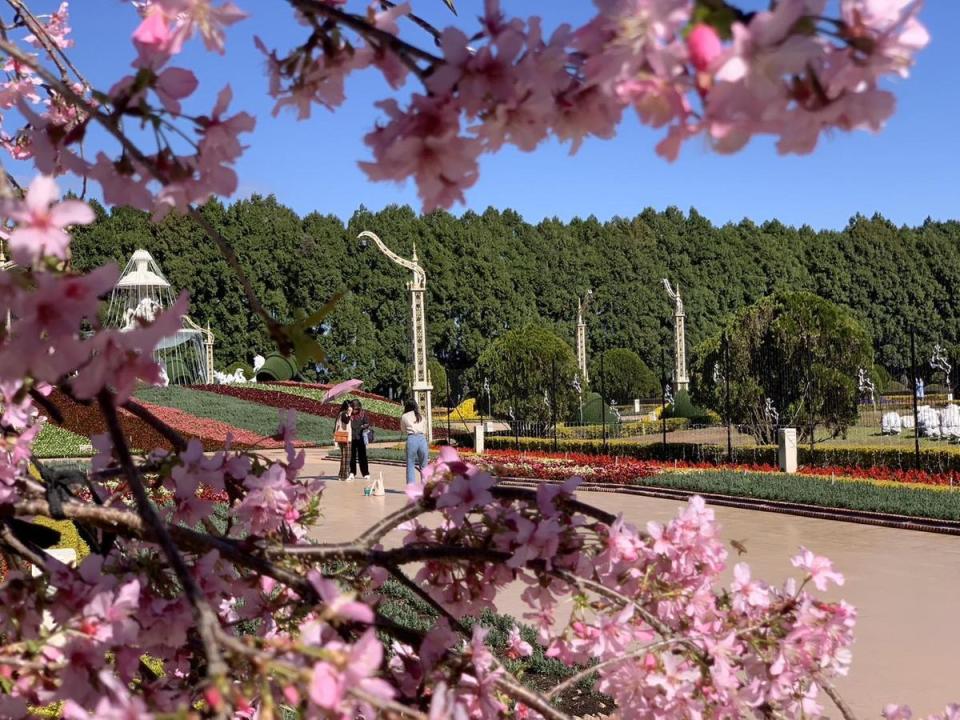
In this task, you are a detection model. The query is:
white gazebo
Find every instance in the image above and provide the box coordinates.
[105,249,214,385]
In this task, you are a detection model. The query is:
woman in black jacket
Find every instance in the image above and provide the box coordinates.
[349,399,370,481]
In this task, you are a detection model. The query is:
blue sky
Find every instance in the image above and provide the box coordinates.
[40,1,960,228]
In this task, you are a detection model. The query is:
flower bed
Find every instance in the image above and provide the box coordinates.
[46,390,303,452]
[135,401,310,450]
[486,436,960,476]
[32,423,94,458]
[469,449,660,485]
[194,384,402,431]
[666,459,960,488]
[268,380,399,406]
[262,382,403,418]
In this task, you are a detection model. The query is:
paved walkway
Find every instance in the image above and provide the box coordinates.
[281,450,960,716]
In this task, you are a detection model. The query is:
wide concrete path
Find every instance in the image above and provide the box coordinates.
[282,450,960,716]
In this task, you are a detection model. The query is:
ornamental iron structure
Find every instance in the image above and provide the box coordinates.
[358,230,433,442]
[576,289,592,385]
[662,278,689,392]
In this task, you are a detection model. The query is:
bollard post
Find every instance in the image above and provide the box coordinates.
[474,423,485,455]
[778,428,797,473]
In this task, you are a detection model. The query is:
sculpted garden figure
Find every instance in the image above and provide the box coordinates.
[0,1,949,719]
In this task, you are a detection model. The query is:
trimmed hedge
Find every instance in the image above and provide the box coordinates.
[486,436,960,474]
[556,417,689,440]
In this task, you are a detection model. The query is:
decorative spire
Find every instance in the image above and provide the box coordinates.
[411,241,418,263]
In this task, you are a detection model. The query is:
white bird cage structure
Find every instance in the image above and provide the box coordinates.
[105,249,214,385]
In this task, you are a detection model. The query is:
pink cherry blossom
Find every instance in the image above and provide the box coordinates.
[166,0,247,55]
[505,625,533,660]
[3,175,94,265]
[687,23,724,72]
[307,570,374,624]
[25,2,74,49]
[792,547,845,591]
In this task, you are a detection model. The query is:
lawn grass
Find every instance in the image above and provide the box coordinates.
[648,470,960,521]
[137,386,336,445]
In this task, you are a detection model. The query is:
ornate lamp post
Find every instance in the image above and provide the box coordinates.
[576,290,593,385]
[358,231,433,443]
[662,279,689,393]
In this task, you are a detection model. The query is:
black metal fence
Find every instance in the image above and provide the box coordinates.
[475,325,960,473]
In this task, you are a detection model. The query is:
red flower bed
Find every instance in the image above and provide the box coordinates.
[196,385,402,431]
[469,449,660,485]
[47,391,301,452]
[660,457,960,487]
[470,449,960,489]
[135,401,309,450]
[49,389,177,451]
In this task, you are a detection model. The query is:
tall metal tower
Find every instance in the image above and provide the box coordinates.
[358,231,433,442]
[662,279,689,392]
[576,290,593,385]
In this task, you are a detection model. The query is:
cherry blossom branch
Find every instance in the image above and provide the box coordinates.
[0,37,292,355]
[97,391,229,685]
[817,674,861,720]
[213,624,432,720]
[545,640,680,701]
[122,397,189,453]
[288,0,443,78]
[4,0,89,87]
[545,567,709,665]
[384,562,573,720]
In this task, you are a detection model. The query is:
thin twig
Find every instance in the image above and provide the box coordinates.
[0,38,289,353]
[4,0,90,87]
[98,391,228,684]
[289,0,443,64]
[123,398,188,453]
[0,520,47,567]
[386,563,572,720]
[546,640,677,700]
[818,675,861,720]
[380,0,441,44]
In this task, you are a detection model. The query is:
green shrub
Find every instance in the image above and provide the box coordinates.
[580,391,619,424]
[224,361,254,379]
[666,390,705,420]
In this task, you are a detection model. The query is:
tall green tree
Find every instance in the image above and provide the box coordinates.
[590,348,659,402]
[475,325,578,424]
[693,292,874,444]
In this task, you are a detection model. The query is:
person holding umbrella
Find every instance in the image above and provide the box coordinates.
[332,400,353,480]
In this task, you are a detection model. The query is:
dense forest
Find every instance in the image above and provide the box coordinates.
[69,196,960,397]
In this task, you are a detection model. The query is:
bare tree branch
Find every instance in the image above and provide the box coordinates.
[97,391,228,684]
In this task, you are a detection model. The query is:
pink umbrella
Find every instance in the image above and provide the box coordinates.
[322,378,363,402]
